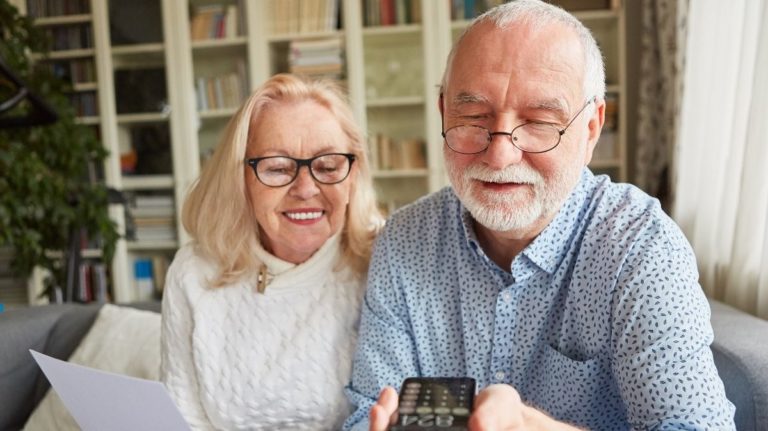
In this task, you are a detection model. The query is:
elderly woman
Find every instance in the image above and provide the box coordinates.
[160,74,383,430]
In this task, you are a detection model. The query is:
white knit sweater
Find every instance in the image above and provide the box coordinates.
[160,235,364,430]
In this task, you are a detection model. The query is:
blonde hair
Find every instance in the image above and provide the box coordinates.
[182,74,383,286]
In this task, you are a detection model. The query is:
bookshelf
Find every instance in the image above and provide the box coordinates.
[16,0,629,303]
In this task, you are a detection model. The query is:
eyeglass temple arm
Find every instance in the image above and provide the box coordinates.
[559,96,598,135]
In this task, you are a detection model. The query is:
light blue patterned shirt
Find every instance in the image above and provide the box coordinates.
[344,169,735,430]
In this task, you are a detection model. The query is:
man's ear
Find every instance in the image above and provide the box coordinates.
[583,98,605,165]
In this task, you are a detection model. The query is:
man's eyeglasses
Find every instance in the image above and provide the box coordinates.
[441,96,596,155]
[245,153,356,187]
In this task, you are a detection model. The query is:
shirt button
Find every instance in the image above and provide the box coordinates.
[501,291,512,302]
[494,371,506,381]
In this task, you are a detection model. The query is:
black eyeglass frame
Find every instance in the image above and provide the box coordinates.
[440,96,597,155]
[245,153,357,188]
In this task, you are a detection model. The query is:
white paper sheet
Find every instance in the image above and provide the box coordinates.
[30,350,190,431]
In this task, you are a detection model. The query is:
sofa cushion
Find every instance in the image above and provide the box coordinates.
[31,303,102,404]
[710,299,768,431]
[23,304,161,431]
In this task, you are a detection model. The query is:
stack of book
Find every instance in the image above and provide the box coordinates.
[289,38,344,79]
[195,60,248,111]
[128,195,176,243]
[189,3,242,40]
[369,134,427,171]
[271,0,340,35]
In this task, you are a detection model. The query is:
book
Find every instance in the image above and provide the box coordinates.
[225,4,239,38]
[398,138,427,169]
[377,133,392,170]
[380,0,396,26]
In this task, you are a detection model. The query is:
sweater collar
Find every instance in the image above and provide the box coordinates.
[251,232,342,291]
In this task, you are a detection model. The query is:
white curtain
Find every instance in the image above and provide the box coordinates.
[673,0,768,319]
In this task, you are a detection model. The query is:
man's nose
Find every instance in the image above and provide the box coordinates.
[481,130,524,169]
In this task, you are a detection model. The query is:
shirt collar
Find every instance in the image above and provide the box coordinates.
[520,168,595,274]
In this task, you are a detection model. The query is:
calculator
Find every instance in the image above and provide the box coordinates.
[389,377,476,430]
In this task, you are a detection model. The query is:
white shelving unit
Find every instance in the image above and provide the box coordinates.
[17,0,628,303]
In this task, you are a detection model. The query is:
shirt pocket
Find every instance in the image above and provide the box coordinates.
[540,342,603,380]
[525,344,621,426]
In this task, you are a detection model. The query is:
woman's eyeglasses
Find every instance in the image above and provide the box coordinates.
[245,153,356,187]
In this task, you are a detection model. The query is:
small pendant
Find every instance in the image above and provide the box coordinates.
[256,265,269,294]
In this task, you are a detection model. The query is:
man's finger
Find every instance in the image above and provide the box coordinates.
[369,386,399,431]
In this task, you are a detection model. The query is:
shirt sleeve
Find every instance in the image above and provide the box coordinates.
[610,216,736,429]
[160,259,215,430]
[343,228,422,430]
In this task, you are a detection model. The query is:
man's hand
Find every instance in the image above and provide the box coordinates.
[368,386,398,431]
[468,384,584,431]
[368,384,582,431]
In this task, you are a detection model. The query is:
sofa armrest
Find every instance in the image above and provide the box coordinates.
[710,299,768,431]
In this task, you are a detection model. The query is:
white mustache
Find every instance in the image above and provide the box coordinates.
[465,165,543,185]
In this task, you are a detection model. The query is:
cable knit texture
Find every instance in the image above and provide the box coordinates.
[161,234,364,430]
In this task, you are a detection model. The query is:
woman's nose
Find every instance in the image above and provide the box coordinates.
[289,166,320,199]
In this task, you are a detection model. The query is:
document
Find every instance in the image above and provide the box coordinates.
[30,350,190,431]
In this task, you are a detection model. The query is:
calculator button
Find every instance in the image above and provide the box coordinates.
[452,407,470,416]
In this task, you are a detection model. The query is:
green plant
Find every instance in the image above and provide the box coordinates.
[0,2,119,299]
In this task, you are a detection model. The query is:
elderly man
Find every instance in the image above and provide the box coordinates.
[344,0,735,430]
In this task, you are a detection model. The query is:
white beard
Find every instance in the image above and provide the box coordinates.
[447,161,578,232]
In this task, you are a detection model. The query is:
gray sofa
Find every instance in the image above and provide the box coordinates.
[1,300,766,430]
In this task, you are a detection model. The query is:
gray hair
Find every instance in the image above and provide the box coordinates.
[441,0,606,103]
